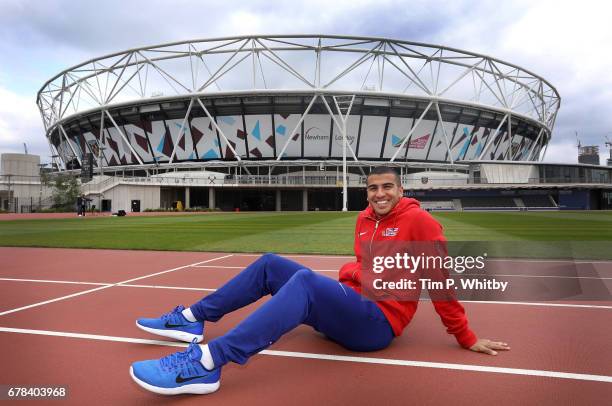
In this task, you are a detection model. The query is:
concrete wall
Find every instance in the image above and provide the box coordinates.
[99,185,160,212]
[0,154,54,211]
[1,183,51,211]
[9,183,48,200]
[1,153,40,177]
[481,163,539,184]
[404,171,468,186]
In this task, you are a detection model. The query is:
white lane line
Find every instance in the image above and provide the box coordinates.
[262,350,612,383]
[0,278,217,292]
[235,254,353,259]
[0,326,186,347]
[8,270,606,281]
[0,278,111,286]
[192,265,242,268]
[192,265,612,278]
[0,254,233,317]
[115,254,232,286]
[118,284,217,292]
[224,254,612,264]
[486,258,612,264]
[453,274,612,280]
[1,277,610,309]
[0,327,610,384]
[461,300,612,309]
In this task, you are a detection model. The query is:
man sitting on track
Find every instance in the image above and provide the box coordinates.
[130,166,510,395]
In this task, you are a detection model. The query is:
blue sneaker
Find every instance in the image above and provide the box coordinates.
[130,340,221,395]
[136,305,204,343]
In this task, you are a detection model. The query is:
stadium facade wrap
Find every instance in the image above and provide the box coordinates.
[38,35,560,171]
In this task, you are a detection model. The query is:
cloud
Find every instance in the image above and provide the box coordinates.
[500,1,612,83]
[542,139,577,164]
[431,0,612,157]
[497,0,612,152]
[543,138,612,167]
[0,85,47,158]
[601,150,611,166]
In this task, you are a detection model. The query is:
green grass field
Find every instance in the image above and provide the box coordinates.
[0,211,611,258]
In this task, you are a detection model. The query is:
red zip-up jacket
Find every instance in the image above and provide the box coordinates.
[338,197,477,349]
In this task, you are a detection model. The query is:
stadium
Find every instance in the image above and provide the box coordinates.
[20,35,608,211]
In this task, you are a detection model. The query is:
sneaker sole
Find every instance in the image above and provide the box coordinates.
[135,321,203,343]
[130,366,220,395]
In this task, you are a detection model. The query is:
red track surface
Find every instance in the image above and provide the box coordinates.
[0,247,610,405]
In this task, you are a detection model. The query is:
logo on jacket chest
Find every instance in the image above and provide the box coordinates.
[382,227,399,237]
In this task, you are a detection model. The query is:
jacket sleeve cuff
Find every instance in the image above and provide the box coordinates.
[455,329,478,349]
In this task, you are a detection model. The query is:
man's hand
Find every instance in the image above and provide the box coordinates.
[469,339,510,355]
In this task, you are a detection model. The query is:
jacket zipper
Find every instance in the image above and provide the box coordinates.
[355,206,400,281]
[369,219,380,257]
[352,218,380,281]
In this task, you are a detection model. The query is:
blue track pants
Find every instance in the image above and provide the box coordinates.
[189,253,394,367]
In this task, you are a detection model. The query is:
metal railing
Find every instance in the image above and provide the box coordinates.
[526,177,611,185]
[74,174,612,191]
[108,174,360,187]
[19,196,56,213]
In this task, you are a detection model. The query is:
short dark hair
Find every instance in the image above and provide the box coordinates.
[367,166,401,185]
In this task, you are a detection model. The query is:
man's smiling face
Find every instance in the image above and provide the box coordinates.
[366,173,404,217]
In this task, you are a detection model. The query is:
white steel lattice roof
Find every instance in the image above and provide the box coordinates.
[37,35,560,132]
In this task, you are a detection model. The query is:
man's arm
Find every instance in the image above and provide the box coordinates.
[414,210,510,355]
[469,339,511,355]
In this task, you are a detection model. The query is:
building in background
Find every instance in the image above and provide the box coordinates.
[578,145,600,165]
[0,153,53,212]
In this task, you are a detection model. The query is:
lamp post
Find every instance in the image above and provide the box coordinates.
[98,146,105,177]
[6,174,12,212]
[87,140,105,177]
[37,163,48,211]
[88,140,105,213]
[605,134,612,166]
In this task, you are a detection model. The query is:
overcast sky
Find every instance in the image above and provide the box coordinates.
[1,0,611,165]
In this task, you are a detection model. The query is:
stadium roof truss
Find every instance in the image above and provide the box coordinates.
[37,35,560,170]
